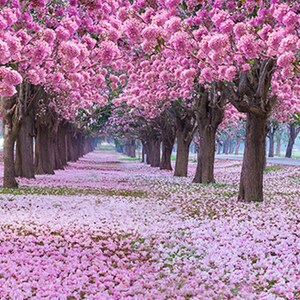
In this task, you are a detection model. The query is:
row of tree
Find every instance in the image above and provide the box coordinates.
[217,121,300,158]
[1,86,97,188]
[108,86,299,203]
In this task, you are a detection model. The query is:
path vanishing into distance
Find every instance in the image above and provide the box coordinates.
[0,150,299,299]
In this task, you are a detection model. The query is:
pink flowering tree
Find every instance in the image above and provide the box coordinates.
[179,0,300,201]
[118,2,227,181]
[0,0,126,187]
[117,0,300,201]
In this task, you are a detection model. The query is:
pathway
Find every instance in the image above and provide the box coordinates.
[0,150,299,299]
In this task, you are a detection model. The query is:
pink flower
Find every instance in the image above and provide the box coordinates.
[1,8,18,26]
[224,66,237,81]
[43,29,56,44]
[0,40,10,64]
[208,34,229,51]
[60,41,81,59]
[165,0,180,9]
[201,67,215,82]
[142,25,161,41]
[141,41,155,54]
[237,34,257,59]
[55,26,70,41]
[124,19,141,42]
[61,17,79,35]
[164,17,182,34]
[1,68,22,86]
[279,35,298,53]
[282,11,298,27]
[219,20,234,33]
[28,69,41,85]
[277,53,295,68]
[0,15,8,29]
[171,31,190,54]
[82,36,96,51]
[0,83,16,96]
[32,41,51,64]
[233,23,246,38]
[94,74,105,86]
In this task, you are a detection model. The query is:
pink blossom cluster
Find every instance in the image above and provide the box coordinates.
[114,0,300,124]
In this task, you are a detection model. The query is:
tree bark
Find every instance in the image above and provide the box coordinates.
[3,123,18,188]
[160,143,173,170]
[2,96,19,188]
[238,113,268,202]
[67,126,79,162]
[124,139,136,158]
[268,130,275,158]
[173,110,196,177]
[275,135,281,157]
[217,142,222,154]
[160,125,176,171]
[285,125,300,158]
[235,137,241,155]
[193,127,216,183]
[174,129,191,177]
[15,112,35,178]
[147,136,160,167]
[56,122,68,168]
[229,138,235,154]
[222,58,275,202]
[223,138,229,154]
[35,123,55,175]
[141,142,145,163]
[54,125,66,170]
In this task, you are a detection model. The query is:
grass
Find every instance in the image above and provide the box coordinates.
[120,157,141,161]
[264,165,282,173]
[0,186,147,198]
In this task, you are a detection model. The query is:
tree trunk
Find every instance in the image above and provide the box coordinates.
[54,126,66,170]
[193,127,216,183]
[285,125,300,158]
[145,142,151,165]
[217,142,222,154]
[160,143,173,170]
[275,135,281,157]
[127,139,136,158]
[268,129,275,158]
[15,113,35,178]
[35,124,55,175]
[235,137,241,155]
[229,138,235,154]
[160,129,175,171]
[141,143,145,163]
[224,138,229,154]
[57,122,68,167]
[3,123,18,188]
[174,130,190,177]
[67,128,78,162]
[2,97,19,188]
[148,136,160,167]
[238,113,268,202]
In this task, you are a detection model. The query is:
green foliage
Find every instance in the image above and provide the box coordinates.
[0,186,147,198]
[76,102,112,134]
[293,112,300,125]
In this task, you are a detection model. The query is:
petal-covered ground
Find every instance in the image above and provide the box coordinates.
[0,151,299,299]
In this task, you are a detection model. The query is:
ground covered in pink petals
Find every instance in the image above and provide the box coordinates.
[0,151,299,299]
